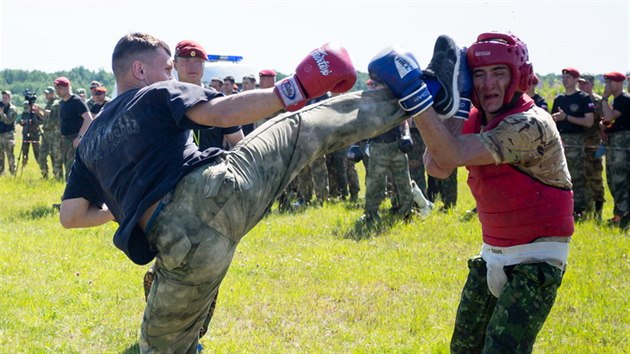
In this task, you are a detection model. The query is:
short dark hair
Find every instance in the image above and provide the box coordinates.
[112,32,171,77]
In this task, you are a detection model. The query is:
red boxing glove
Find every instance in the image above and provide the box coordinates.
[275,43,357,111]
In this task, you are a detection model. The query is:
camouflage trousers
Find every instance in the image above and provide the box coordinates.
[427,169,458,209]
[584,133,605,214]
[38,130,64,179]
[140,89,406,353]
[0,131,16,175]
[60,135,77,180]
[451,256,563,354]
[292,155,330,205]
[364,141,413,216]
[20,139,40,168]
[605,131,630,216]
[310,155,330,202]
[561,133,587,212]
[408,128,427,194]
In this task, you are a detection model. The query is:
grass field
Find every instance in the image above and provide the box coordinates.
[0,152,628,353]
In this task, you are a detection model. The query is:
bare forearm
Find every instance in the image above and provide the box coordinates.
[60,200,114,228]
[413,108,463,169]
[188,89,285,128]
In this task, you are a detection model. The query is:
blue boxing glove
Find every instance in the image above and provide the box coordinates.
[453,46,471,120]
[368,46,434,116]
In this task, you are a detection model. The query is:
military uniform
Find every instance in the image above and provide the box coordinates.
[427,170,458,210]
[583,93,605,217]
[552,90,595,217]
[38,99,64,179]
[310,156,330,204]
[604,92,630,222]
[19,107,43,169]
[363,126,413,219]
[0,101,18,175]
[408,126,427,194]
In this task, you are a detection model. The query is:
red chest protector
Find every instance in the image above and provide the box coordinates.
[463,97,574,246]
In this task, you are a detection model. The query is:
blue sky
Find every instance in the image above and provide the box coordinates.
[1,0,628,76]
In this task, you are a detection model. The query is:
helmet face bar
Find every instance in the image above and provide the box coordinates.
[466,32,533,106]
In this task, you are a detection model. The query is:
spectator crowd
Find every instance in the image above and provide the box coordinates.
[1,41,628,229]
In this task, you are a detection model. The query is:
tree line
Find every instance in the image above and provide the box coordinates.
[0,68,613,111]
[0,67,114,105]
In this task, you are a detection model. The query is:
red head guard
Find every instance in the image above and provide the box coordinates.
[466,32,533,107]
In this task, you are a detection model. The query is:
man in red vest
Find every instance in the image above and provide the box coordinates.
[368,32,573,353]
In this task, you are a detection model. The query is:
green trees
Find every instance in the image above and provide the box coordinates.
[0,67,114,106]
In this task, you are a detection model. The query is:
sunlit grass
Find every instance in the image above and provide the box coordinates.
[0,150,627,353]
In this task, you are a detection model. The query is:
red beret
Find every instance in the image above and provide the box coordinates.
[561,68,580,78]
[259,69,276,77]
[95,86,107,93]
[175,40,207,60]
[604,72,626,82]
[54,76,70,87]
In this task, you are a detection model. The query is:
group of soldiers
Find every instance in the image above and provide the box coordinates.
[0,81,110,179]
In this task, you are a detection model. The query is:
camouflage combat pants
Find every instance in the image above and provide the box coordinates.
[60,135,77,180]
[451,256,563,354]
[140,89,406,353]
[364,140,413,216]
[0,131,16,175]
[561,133,587,213]
[408,128,427,194]
[605,131,630,217]
[347,158,360,201]
[327,148,349,199]
[584,133,605,215]
[20,138,40,168]
[310,155,330,203]
[427,169,458,209]
[38,130,64,179]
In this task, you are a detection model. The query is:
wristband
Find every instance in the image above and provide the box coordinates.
[274,75,306,107]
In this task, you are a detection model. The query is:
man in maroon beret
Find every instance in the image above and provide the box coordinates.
[551,67,595,220]
[174,40,207,86]
[54,76,92,180]
[601,71,630,227]
[259,69,277,89]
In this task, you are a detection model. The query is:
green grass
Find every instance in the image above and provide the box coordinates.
[0,154,628,353]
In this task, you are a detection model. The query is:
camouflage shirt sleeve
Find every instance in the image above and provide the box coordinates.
[0,105,18,125]
[477,106,572,189]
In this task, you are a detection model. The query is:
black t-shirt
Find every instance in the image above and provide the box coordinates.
[59,95,89,136]
[89,101,107,115]
[552,91,594,134]
[606,92,630,133]
[532,93,548,112]
[194,125,241,150]
[62,81,224,264]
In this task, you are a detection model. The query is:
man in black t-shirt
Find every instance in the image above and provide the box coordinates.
[601,72,630,227]
[59,32,422,352]
[551,67,594,219]
[55,76,92,179]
